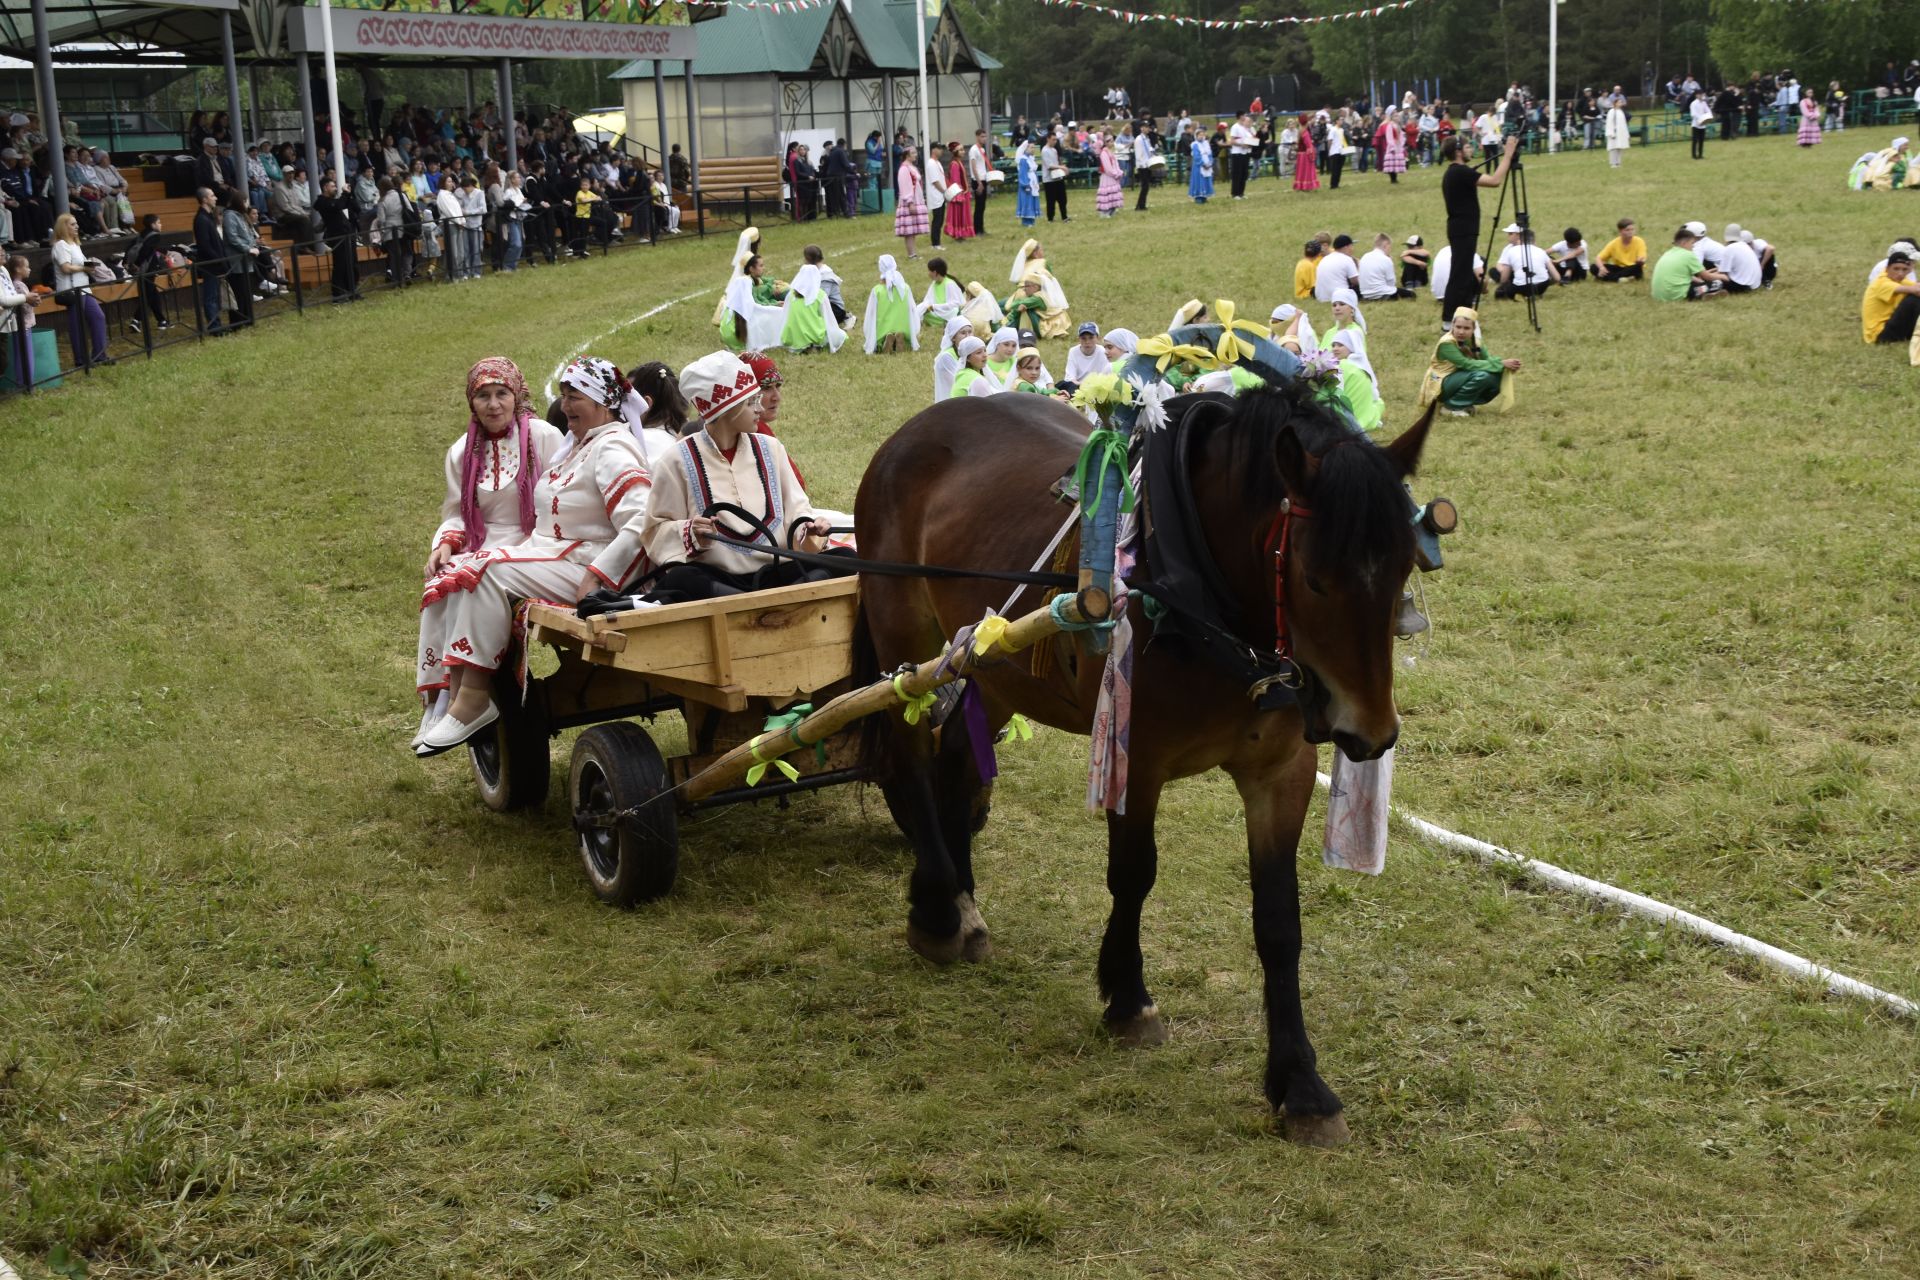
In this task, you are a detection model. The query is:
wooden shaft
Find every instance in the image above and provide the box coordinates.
[679,593,1097,804]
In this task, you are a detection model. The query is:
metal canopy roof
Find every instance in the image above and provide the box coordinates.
[614,0,996,81]
[0,0,245,63]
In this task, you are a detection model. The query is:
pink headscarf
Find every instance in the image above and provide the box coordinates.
[460,356,541,551]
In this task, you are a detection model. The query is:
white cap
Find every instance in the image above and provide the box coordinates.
[1893,240,1918,256]
[1503,222,1523,233]
[1723,223,1743,242]
[1684,220,1707,236]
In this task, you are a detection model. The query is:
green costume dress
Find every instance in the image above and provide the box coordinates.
[1337,360,1384,430]
[986,356,1017,385]
[950,367,986,397]
[779,287,832,352]
[1005,291,1047,337]
[1417,333,1513,413]
[921,277,962,327]
[719,278,786,352]
[866,283,915,352]
[1013,378,1047,394]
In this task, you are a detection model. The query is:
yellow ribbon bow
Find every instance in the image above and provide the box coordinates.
[971,613,1011,658]
[1137,333,1221,376]
[1210,299,1271,366]
[892,674,938,725]
[745,735,801,787]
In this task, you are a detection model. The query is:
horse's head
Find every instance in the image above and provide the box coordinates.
[1254,395,1434,762]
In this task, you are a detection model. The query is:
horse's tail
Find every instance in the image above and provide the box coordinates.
[850,591,898,786]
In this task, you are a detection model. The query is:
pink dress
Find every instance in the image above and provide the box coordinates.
[1096,142,1123,212]
[894,161,929,236]
[1376,121,1406,174]
[1797,98,1821,146]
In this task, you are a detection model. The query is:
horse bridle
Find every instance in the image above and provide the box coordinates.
[1262,496,1313,673]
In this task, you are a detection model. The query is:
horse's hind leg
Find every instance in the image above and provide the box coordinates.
[1228,749,1348,1146]
[1099,783,1168,1047]
[932,697,992,962]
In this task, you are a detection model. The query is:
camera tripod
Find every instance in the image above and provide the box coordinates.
[1481,146,1541,332]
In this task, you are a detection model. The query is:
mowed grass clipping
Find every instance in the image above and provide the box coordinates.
[3,133,1918,1279]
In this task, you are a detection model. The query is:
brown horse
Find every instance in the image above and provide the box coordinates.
[853,385,1432,1144]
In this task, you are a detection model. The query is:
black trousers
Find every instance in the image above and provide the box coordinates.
[1134,166,1152,210]
[1691,126,1707,159]
[1327,153,1345,188]
[1229,152,1250,197]
[328,241,358,299]
[1439,219,1479,322]
[1595,262,1643,282]
[1044,178,1068,221]
[645,553,856,604]
[927,204,943,246]
[1875,295,1920,345]
[972,181,988,235]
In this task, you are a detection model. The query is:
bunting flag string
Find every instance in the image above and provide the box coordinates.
[1032,0,1426,28]
[689,0,1427,21]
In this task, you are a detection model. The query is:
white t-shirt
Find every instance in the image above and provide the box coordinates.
[1498,243,1555,284]
[1549,239,1590,270]
[1429,247,1484,300]
[1228,123,1257,155]
[1356,248,1400,299]
[1313,252,1359,302]
[1722,239,1762,288]
[1694,234,1724,268]
[1064,343,1111,383]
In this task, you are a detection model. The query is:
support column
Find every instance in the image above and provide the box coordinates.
[980,72,990,136]
[464,68,475,117]
[653,62,669,172]
[29,0,69,215]
[881,74,894,189]
[249,64,265,146]
[842,77,853,147]
[498,58,518,172]
[221,13,246,186]
[683,62,701,193]
[295,51,321,197]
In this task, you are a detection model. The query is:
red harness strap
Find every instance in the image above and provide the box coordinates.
[1262,498,1313,663]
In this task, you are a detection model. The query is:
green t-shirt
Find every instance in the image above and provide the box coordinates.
[1651,246,1703,302]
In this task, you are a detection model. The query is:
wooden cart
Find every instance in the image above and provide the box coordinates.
[468,577,868,906]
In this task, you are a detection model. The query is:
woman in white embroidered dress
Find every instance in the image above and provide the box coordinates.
[640,350,842,604]
[415,356,654,756]
[414,357,566,742]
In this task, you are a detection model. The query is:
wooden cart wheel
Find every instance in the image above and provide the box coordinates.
[469,674,550,813]
[569,722,679,907]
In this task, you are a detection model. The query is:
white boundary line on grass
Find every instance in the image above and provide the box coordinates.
[542,235,896,402]
[1318,773,1918,1018]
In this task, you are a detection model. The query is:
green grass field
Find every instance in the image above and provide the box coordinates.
[4,132,1918,1279]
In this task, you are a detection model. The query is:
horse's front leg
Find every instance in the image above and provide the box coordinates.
[1228,745,1349,1146]
[1099,781,1168,1047]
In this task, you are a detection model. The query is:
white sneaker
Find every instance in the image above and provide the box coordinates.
[410,703,443,749]
[415,701,498,757]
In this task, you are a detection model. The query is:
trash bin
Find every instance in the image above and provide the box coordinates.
[0,327,61,392]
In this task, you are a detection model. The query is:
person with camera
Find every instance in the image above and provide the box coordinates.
[1439,131,1520,323]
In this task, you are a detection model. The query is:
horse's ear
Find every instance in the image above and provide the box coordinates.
[1275,424,1313,498]
[1382,403,1437,478]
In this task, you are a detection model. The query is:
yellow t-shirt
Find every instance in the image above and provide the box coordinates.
[1862,273,1907,343]
[1294,257,1317,299]
[1597,235,1646,268]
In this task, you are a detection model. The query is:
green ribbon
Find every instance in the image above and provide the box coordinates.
[763,703,827,765]
[1072,426,1136,518]
[745,733,801,788]
[892,674,938,725]
[1004,713,1033,743]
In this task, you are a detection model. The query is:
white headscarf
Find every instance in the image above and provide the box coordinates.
[1331,287,1367,334]
[989,326,1019,358]
[1327,327,1378,393]
[1011,237,1040,283]
[864,255,921,354]
[933,315,974,401]
[876,253,909,296]
[1269,304,1318,354]
[710,226,761,325]
[1102,327,1139,356]
[956,335,986,360]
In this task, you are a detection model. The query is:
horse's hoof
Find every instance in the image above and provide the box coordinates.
[1282,1111,1351,1148]
[907,923,966,966]
[1107,1006,1169,1048]
[956,893,992,963]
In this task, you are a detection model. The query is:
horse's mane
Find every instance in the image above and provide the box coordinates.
[1223,384,1413,581]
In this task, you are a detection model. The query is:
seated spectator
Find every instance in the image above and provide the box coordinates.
[1718,224,1765,293]
[1740,228,1777,286]
[1399,233,1430,291]
[1,145,54,245]
[1293,239,1322,299]
[1494,225,1558,299]
[1862,251,1920,345]
[1357,231,1410,300]
[1313,234,1360,302]
[1684,220,1723,270]
[1548,227,1589,282]
[1429,244,1484,303]
[1594,217,1646,281]
[650,168,681,234]
[1651,226,1727,301]
[269,165,323,248]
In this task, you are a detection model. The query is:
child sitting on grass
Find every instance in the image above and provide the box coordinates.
[862,253,919,354]
[1005,275,1046,339]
